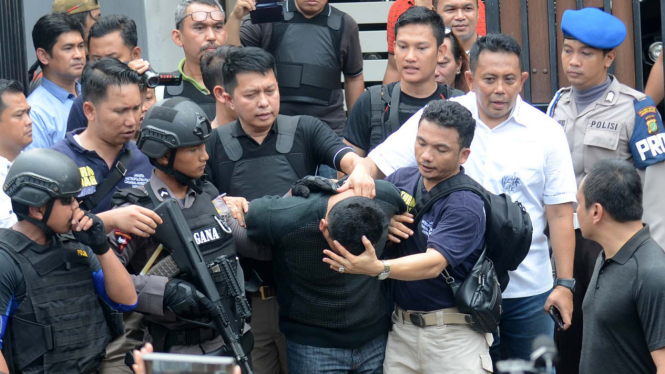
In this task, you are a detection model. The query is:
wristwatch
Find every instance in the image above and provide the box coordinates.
[555,278,576,294]
[377,261,391,280]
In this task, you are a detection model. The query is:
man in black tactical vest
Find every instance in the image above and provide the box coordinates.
[225,0,365,139]
[204,47,376,374]
[0,148,137,374]
[166,0,227,120]
[108,98,266,358]
[344,7,464,157]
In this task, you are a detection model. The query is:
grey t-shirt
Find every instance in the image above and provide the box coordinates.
[580,225,665,374]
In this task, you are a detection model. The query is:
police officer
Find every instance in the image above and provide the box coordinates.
[108,97,263,357]
[0,148,137,374]
[547,8,665,374]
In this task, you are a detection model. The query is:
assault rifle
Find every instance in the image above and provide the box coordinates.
[148,198,253,374]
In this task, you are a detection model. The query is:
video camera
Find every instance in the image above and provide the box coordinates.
[142,69,183,88]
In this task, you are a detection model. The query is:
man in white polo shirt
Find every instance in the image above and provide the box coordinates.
[348,34,577,366]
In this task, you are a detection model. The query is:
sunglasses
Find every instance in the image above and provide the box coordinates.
[176,11,225,28]
[66,0,98,14]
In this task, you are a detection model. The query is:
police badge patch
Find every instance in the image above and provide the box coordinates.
[637,105,660,135]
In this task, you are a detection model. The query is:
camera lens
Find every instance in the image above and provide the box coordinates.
[143,70,160,88]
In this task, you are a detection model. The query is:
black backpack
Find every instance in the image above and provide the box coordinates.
[411,172,533,292]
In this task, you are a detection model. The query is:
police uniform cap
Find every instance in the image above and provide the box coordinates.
[561,8,626,50]
[52,0,99,15]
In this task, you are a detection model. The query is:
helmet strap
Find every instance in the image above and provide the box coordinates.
[153,149,204,195]
[17,199,56,238]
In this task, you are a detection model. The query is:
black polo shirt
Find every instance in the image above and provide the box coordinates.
[580,225,665,374]
[205,115,354,200]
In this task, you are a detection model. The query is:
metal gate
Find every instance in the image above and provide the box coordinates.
[485,0,643,108]
[0,0,28,93]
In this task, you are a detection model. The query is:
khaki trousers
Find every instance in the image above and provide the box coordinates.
[250,295,288,374]
[384,313,494,374]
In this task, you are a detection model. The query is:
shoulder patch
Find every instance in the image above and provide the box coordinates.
[114,229,133,252]
[630,97,665,169]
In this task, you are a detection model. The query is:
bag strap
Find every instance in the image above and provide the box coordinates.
[387,82,401,135]
[80,150,132,211]
[410,173,490,294]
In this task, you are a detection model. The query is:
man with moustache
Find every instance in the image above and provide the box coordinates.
[547,8,665,374]
[166,0,227,120]
[435,0,480,54]
[344,7,462,157]
[346,34,578,365]
[27,12,86,149]
[0,80,33,229]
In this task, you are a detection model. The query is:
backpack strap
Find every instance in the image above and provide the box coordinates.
[216,123,243,162]
[275,115,300,154]
[386,82,402,135]
[80,150,132,211]
[368,84,394,150]
[110,187,151,209]
[411,173,490,226]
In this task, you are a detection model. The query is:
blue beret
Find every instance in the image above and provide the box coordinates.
[561,8,626,50]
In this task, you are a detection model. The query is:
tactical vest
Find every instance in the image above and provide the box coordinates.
[0,230,112,374]
[367,83,461,151]
[112,182,242,349]
[216,115,305,201]
[268,0,344,106]
[164,76,216,121]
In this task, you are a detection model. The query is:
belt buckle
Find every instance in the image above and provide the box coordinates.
[260,286,275,300]
[409,312,426,328]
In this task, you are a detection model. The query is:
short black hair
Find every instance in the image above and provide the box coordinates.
[0,80,24,114]
[395,6,446,47]
[327,197,388,256]
[420,100,475,149]
[201,45,237,94]
[32,12,85,68]
[222,47,276,96]
[583,159,643,222]
[469,33,523,72]
[81,58,143,105]
[88,14,138,50]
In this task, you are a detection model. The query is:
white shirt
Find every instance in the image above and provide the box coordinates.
[370,92,577,298]
[0,156,17,229]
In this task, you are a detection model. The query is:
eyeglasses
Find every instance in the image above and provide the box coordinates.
[59,196,75,205]
[66,0,98,14]
[176,11,225,29]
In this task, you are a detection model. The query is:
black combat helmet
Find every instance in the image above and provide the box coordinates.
[137,97,212,193]
[3,148,82,233]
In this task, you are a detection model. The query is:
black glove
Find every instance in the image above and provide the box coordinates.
[291,176,340,198]
[163,279,217,318]
[72,211,109,255]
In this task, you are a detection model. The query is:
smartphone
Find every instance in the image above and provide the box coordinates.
[549,306,564,331]
[141,352,235,374]
[250,0,284,24]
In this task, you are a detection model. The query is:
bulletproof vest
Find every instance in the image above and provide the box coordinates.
[268,0,344,106]
[0,229,112,374]
[216,115,305,200]
[164,75,216,121]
